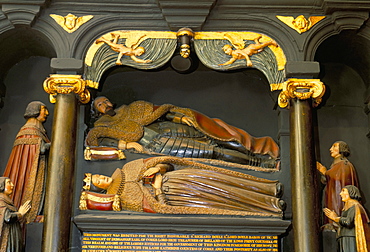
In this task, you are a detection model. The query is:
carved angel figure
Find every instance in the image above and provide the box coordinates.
[95,33,152,65]
[50,13,93,33]
[219,34,278,67]
[276,15,325,34]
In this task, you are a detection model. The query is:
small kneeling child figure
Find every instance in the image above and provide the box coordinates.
[0,177,31,252]
[323,185,370,252]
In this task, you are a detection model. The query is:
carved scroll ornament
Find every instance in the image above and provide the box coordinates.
[271,78,325,108]
[43,74,94,104]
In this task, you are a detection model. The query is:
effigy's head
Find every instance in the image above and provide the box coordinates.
[92,96,116,117]
[83,173,112,193]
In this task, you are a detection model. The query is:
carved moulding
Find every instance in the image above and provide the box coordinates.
[43,74,94,104]
[270,78,325,108]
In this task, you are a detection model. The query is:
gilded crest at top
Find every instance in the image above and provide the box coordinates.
[276,15,325,34]
[50,13,93,33]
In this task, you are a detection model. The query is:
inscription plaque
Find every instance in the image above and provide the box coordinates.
[82,232,278,251]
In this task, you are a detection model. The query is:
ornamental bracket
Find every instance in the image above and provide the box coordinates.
[43,74,94,104]
[271,78,325,108]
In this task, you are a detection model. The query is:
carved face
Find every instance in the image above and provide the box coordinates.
[330,142,341,159]
[94,97,115,116]
[293,15,308,30]
[92,174,113,190]
[37,105,49,123]
[340,188,350,202]
[65,14,77,30]
[4,179,14,196]
[135,47,145,56]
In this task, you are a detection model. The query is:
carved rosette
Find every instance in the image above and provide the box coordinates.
[43,74,93,104]
[271,78,325,108]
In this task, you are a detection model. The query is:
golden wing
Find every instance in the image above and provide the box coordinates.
[76,15,94,30]
[307,16,326,29]
[50,14,66,27]
[125,33,148,48]
[276,16,297,32]
[223,33,245,49]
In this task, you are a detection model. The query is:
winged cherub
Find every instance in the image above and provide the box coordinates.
[219,34,278,67]
[276,15,325,34]
[95,33,152,65]
[50,13,93,33]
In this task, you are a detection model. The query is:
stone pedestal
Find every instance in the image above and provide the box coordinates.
[74,211,291,251]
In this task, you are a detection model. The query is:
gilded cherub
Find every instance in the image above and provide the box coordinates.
[95,33,151,65]
[219,34,278,67]
[50,13,93,33]
[276,15,325,34]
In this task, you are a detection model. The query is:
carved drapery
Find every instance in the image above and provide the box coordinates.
[84,30,287,88]
[84,31,178,86]
[193,32,286,84]
[271,78,325,108]
[43,74,93,104]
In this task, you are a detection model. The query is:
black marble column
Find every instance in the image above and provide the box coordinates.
[285,62,321,252]
[42,59,83,252]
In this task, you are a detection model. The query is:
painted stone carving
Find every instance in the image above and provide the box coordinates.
[80,156,285,217]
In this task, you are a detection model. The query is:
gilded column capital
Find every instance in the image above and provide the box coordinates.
[43,74,92,104]
[271,78,325,108]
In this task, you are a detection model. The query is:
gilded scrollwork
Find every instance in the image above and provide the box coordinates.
[271,78,325,108]
[276,15,325,34]
[50,13,93,33]
[43,74,93,104]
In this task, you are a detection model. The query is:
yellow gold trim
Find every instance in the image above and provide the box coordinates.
[85,79,99,89]
[271,78,325,108]
[79,191,87,210]
[50,13,93,33]
[83,173,92,190]
[85,30,177,66]
[86,194,116,203]
[112,195,121,211]
[177,28,194,37]
[276,15,325,34]
[43,74,91,104]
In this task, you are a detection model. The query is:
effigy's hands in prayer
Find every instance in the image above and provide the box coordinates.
[181,116,195,127]
[323,208,339,222]
[316,161,327,175]
[143,166,161,177]
[18,200,31,216]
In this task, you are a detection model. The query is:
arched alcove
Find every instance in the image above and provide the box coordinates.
[313,31,370,212]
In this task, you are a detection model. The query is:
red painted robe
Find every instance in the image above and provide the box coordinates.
[3,121,50,223]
